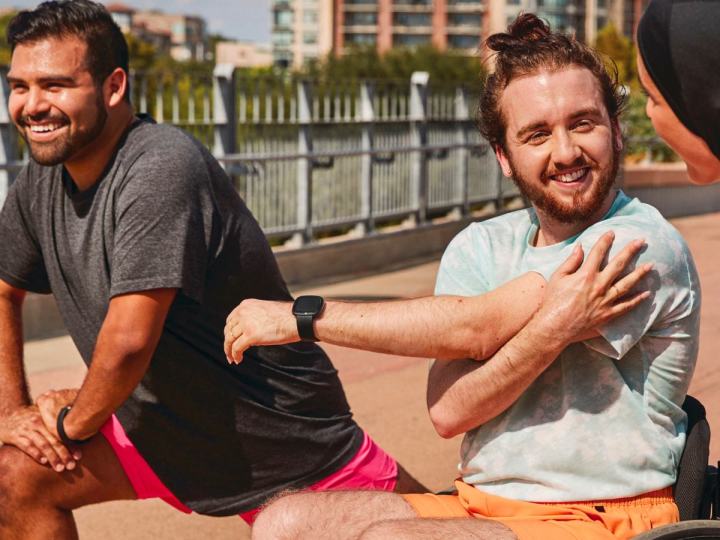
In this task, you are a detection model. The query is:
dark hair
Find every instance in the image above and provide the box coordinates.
[479,13,626,151]
[7,0,130,101]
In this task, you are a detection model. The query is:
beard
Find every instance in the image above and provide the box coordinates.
[18,90,108,167]
[508,140,620,224]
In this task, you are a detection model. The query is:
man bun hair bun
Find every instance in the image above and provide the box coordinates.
[486,13,552,53]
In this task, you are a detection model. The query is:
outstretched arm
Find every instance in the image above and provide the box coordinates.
[427,236,652,437]
[225,271,545,362]
[225,232,648,362]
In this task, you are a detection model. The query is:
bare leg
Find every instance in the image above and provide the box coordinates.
[0,434,136,540]
[252,491,416,540]
[360,518,518,540]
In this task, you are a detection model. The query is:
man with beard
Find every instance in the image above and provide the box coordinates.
[244,14,701,540]
[0,1,436,537]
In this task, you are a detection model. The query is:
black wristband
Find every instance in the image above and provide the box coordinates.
[56,406,89,446]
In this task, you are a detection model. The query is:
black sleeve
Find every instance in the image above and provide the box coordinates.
[0,169,51,293]
[109,144,214,302]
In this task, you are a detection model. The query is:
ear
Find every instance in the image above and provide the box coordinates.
[495,145,513,177]
[104,68,128,108]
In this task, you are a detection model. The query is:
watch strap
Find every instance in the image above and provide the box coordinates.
[56,405,90,446]
[296,313,317,341]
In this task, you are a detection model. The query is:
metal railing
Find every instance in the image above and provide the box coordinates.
[0,66,518,245]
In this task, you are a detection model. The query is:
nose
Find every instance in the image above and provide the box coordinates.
[23,87,51,118]
[551,130,582,167]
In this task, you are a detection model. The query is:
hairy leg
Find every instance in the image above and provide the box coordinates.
[0,434,136,540]
[359,518,518,540]
[252,490,416,540]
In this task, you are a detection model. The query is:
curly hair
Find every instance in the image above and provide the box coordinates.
[479,13,626,151]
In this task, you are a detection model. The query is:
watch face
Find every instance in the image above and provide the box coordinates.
[293,295,325,315]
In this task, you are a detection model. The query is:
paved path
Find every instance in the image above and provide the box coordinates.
[21,211,720,539]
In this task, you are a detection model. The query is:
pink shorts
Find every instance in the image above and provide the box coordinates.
[100,415,398,524]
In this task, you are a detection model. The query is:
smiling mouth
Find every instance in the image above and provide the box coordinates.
[28,123,65,134]
[549,167,590,184]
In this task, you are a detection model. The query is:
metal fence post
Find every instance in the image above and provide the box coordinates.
[0,68,19,208]
[454,86,470,218]
[358,81,375,236]
[409,72,429,225]
[293,79,314,246]
[212,64,237,160]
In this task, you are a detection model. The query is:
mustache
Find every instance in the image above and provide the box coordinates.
[18,112,70,127]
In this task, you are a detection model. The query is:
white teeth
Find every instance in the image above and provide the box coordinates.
[554,169,586,183]
[29,124,60,133]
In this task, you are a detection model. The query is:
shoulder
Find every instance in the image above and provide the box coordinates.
[446,208,533,252]
[114,121,218,197]
[121,120,209,168]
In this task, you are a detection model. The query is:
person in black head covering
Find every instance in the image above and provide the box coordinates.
[637,0,720,184]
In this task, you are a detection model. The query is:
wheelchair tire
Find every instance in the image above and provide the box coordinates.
[633,520,720,539]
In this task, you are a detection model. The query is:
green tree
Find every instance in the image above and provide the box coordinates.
[594,23,637,88]
[0,12,18,67]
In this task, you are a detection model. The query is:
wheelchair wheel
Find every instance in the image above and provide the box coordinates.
[633,520,720,539]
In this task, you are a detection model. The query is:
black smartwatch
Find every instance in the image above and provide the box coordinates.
[292,295,325,342]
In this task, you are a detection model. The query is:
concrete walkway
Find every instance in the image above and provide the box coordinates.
[22,211,720,539]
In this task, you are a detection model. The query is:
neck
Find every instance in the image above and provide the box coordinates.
[64,105,135,191]
[534,190,618,247]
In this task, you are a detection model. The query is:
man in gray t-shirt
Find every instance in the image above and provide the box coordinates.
[0,2,421,536]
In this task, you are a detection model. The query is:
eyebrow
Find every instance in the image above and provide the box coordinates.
[6,75,77,85]
[515,107,605,140]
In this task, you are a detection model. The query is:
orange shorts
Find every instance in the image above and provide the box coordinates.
[403,481,679,540]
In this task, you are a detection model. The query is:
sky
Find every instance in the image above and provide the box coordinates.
[2,0,273,43]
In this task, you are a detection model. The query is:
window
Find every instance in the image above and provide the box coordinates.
[447,13,482,26]
[448,34,479,49]
[304,10,318,23]
[303,32,318,44]
[392,13,431,26]
[345,33,377,44]
[346,12,378,25]
[393,33,431,46]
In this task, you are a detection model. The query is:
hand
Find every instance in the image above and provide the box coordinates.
[36,388,80,437]
[224,299,298,363]
[535,231,652,345]
[0,404,79,472]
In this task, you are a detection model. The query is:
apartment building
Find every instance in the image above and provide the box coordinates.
[329,0,637,57]
[132,10,208,62]
[216,41,274,68]
[272,0,335,68]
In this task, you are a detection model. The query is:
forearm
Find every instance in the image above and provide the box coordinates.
[61,289,175,440]
[0,290,31,416]
[316,272,545,360]
[427,313,569,438]
[63,331,154,439]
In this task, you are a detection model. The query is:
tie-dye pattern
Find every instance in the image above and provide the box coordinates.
[435,191,700,502]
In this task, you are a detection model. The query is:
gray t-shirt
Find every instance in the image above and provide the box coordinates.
[0,117,363,515]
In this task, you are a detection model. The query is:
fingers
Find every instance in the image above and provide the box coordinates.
[602,290,651,321]
[17,428,76,472]
[229,336,250,364]
[597,238,647,291]
[553,243,584,277]
[582,231,615,271]
[606,262,654,302]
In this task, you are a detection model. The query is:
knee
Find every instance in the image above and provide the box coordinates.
[0,446,47,510]
[251,492,311,540]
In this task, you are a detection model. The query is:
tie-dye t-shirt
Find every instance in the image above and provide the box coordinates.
[435,190,700,502]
